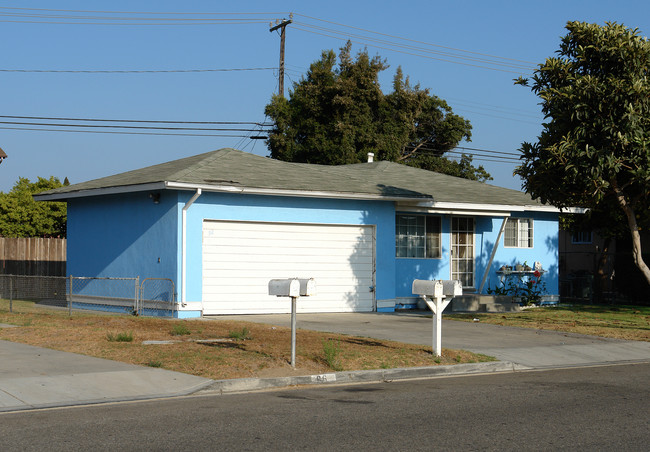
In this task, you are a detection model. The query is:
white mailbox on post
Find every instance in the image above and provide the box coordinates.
[412,279,462,357]
[269,279,300,298]
[268,278,316,368]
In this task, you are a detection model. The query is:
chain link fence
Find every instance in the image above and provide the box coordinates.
[0,275,178,316]
[70,276,140,315]
[138,278,176,317]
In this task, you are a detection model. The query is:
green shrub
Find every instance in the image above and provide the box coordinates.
[228,327,251,340]
[171,323,191,336]
[106,331,133,342]
[322,338,343,371]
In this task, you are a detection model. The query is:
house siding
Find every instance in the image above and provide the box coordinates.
[478,212,559,296]
[67,191,178,281]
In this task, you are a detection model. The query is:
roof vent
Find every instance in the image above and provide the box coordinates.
[367,152,374,163]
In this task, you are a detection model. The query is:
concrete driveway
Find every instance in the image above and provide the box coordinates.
[218,311,650,368]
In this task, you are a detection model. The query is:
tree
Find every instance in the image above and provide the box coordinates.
[0,176,67,237]
[265,42,483,178]
[514,21,650,284]
[405,153,492,182]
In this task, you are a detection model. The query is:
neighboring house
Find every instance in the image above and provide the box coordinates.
[35,148,563,318]
[559,227,650,302]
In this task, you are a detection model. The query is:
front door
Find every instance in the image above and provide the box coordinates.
[451,217,475,288]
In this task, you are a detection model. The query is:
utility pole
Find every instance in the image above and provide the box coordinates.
[269,16,292,98]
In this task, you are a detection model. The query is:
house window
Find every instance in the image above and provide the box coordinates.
[396,214,441,258]
[572,230,593,244]
[504,218,533,248]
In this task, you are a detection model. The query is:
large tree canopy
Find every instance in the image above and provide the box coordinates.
[265,42,490,180]
[0,176,67,238]
[515,21,650,284]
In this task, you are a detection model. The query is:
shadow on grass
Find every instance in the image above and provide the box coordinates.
[198,341,247,351]
[338,337,388,347]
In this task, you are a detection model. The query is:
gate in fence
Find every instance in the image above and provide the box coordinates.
[137,278,176,317]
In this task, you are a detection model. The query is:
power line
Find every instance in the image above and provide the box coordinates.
[0,19,272,26]
[410,144,522,163]
[446,96,541,117]
[292,13,534,65]
[0,113,273,137]
[0,114,272,126]
[0,126,258,138]
[290,24,531,75]
[0,120,269,132]
[1,7,535,75]
[292,21,532,71]
[455,146,521,157]
[445,153,520,165]
[0,6,288,16]
[0,8,283,26]
[0,67,276,74]
[445,151,520,163]
[452,107,542,125]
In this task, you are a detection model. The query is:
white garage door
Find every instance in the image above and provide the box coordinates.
[201,220,375,315]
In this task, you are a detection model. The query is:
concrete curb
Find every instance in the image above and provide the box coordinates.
[197,361,530,395]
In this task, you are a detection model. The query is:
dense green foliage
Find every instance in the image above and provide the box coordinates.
[265,42,491,181]
[0,177,67,237]
[405,153,492,182]
[515,21,650,283]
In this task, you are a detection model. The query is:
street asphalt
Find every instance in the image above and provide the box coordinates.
[1,311,649,412]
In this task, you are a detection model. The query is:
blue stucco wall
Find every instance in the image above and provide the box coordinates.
[393,212,559,300]
[478,212,559,296]
[67,191,178,280]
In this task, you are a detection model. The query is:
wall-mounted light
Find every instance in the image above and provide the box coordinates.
[149,193,160,204]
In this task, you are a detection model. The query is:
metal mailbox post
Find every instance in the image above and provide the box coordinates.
[268,278,316,368]
[412,279,462,357]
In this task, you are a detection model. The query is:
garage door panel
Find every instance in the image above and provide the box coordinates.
[201,221,374,314]
[204,229,370,243]
[203,261,374,272]
[203,248,373,261]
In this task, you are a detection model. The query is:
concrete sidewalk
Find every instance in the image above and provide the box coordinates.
[2,312,649,412]
[0,336,212,412]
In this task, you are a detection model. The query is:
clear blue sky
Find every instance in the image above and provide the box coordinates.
[1,0,648,193]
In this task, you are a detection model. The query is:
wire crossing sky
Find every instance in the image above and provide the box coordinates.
[0,0,648,192]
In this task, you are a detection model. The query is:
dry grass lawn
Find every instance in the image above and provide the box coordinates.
[447,304,650,342]
[0,300,494,380]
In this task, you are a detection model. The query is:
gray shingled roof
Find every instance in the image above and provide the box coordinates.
[36,148,547,208]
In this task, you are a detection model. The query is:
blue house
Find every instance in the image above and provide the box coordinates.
[36,148,562,318]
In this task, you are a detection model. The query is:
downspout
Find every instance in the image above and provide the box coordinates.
[181,189,202,306]
[478,217,508,294]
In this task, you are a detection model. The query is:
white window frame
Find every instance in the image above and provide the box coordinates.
[504,218,533,248]
[395,214,442,259]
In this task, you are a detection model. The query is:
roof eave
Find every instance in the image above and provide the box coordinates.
[397,200,570,215]
[33,180,585,214]
[165,181,432,202]
[33,182,168,201]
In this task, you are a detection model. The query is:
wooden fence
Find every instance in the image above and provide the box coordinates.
[0,237,66,276]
